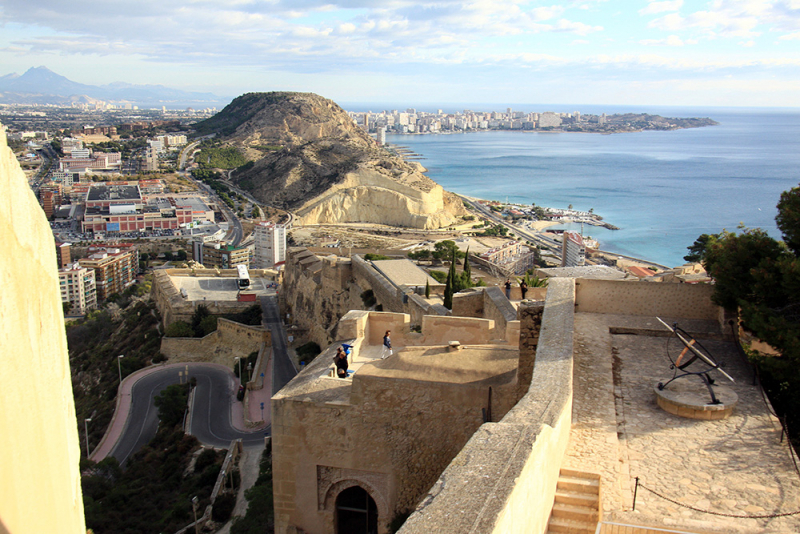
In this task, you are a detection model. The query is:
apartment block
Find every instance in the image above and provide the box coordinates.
[58,263,97,315]
[253,221,286,269]
[561,231,586,267]
[192,240,251,269]
[78,248,136,301]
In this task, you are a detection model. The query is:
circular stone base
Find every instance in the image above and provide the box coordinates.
[654,380,738,420]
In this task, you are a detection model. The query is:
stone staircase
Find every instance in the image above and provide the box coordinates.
[547,468,602,533]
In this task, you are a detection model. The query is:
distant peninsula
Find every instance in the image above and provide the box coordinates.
[347,108,718,135]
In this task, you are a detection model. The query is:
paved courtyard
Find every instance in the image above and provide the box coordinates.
[564,313,800,534]
[172,276,277,301]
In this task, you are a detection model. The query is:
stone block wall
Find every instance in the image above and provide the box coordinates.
[575,278,717,320]
[398,278,576,534]
[160,318,269,366]
[0,124,87,533]
[351,254,405,312]
[272,345,519,534]
[516,301,544,402]
[420,315,494,346]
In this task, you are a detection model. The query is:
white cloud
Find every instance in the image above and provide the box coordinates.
[639,0,683,16]
[640,35,685,46]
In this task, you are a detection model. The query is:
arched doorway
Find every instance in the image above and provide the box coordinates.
[335,485,378,534]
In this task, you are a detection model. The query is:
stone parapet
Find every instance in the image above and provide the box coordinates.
[574,278,716,320]
[399,278,575,534]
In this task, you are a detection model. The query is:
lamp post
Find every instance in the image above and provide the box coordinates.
[117,354,124,383]
[84,418,92,457]
[247,362,253,384]
[191,496,199,534]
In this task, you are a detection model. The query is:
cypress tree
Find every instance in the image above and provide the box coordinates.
[444,248,457,309]
[462,247,472,288]
[425,279,430,299]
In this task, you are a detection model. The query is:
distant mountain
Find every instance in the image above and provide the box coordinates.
[0,66,231,108]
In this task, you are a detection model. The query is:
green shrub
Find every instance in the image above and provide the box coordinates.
[213,493,236,522]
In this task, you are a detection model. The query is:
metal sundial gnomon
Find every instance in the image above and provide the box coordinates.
[656,317,734,404]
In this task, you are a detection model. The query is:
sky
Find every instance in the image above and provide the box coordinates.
[1,0,800,107]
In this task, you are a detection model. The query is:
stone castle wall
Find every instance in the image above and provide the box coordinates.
[283,249,451,350]
[574,278,718,320]
[272,308,521,534]
[0,124,87,533]
[399,279,576,534]
[160,318,270,367]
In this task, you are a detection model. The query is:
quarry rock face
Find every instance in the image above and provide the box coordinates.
[194,92,466,229]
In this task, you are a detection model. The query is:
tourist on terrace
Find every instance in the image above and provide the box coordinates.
[335,347,349,378]
[504,279,512,299]
[382,330,392,359]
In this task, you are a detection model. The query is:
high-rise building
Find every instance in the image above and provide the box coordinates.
[55,241,71,268]
[254,222,287,269]
[58,263,97,315]
[78,248,136,301]
[376,127,386,146]
[561,232,586,267]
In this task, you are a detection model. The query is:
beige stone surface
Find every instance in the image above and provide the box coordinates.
[566,313,800,534]
[0,124,87,533]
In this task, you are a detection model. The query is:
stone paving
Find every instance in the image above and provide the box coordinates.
[564,313,800,534]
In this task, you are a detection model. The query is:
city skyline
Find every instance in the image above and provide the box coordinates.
[1,1,800,107]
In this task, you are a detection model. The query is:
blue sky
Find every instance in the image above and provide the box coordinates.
[1,0,800,107]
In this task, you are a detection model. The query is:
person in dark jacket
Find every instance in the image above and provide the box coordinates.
[335,347,349,378]
[382,330,392,359]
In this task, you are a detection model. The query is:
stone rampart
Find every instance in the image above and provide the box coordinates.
[452,286,521,343]
[399,278,575,534]
[575,278,718,320]
[351,254,405,313]
[284,249,449,349]
[0,123,87,533]
[160,319,270,367]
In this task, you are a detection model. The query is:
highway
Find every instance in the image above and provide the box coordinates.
[108,364,267,466]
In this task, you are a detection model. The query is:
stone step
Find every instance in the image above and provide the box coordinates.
[552,502,599,522]
[557,475,600,495]
[547,517,597,533]
[560,468,601,481]
[554,489,599,507]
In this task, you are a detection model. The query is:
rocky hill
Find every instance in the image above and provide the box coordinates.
[193,92,466,229]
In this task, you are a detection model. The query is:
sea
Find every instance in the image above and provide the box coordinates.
[357,105,800,268]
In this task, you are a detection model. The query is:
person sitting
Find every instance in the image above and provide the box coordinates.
[334,347,349,379]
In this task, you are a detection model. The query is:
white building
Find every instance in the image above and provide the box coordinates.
[561,232,586,267]
[376,127,386,146]
[538,112,562,128]
[254,221,287,269]
[58,263,97,315]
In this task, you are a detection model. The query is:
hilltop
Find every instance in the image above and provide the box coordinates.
[193,92,467,229]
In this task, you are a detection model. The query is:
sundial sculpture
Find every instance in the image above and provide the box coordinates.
[656,317,734,405]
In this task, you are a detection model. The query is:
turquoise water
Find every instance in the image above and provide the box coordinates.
[383,109,800,267]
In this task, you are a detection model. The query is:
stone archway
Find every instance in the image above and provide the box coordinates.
[335,485,378,534]
[322,477,389,534]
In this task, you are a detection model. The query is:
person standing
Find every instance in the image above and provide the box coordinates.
[520,279,528,300]
[504,279,512,299]
[382,330,392,359]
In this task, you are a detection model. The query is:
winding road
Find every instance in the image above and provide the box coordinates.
[103,364,269,466]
